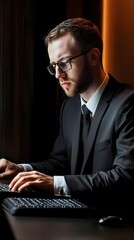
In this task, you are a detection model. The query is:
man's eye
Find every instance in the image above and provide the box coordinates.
[59,61,67,67]
[50,64,55,69]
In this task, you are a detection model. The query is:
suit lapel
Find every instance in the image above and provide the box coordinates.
[81,77,119,173]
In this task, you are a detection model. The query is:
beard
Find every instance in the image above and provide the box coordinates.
[60,77,91,97]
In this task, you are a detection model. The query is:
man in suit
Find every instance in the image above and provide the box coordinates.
[0,18,134,216]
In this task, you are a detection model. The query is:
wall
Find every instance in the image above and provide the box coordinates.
[102,0,134,86]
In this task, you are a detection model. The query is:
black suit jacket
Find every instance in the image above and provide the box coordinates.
[31,74,134,215]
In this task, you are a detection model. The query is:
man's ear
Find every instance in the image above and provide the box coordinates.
[90,48,100,65]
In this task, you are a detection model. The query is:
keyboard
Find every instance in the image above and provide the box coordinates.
[0,183,19,200]
[2,196,88,217]
[0,183,49,201]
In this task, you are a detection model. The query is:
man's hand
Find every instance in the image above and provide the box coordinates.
[0,158,24,179]
[9,171,54,194]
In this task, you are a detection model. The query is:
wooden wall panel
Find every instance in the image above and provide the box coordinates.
[102,0,134,86]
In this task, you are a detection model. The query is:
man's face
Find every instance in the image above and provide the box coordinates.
[47,33,93,97]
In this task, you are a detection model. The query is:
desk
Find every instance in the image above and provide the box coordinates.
[1,180,134,240]
[4,208,134,240]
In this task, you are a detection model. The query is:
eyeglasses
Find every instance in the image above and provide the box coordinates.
[47,48,92,75]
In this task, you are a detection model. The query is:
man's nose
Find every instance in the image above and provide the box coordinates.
[55,65,65,79]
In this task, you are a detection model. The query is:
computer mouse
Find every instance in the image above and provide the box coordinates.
[98,215,125,227]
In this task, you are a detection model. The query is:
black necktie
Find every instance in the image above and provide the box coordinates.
[82,104,91,154]
[76,105,91,173]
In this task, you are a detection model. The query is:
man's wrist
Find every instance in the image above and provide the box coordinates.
[18,164,25,172]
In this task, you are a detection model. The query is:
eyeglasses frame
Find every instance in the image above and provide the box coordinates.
[47,48,93,75]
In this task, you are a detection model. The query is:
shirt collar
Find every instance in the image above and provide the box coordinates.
[81,73,109,116]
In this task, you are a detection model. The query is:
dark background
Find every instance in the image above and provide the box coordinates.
[0,0,102,163]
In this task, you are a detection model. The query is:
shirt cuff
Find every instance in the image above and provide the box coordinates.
[18,164,33,172]
[54,176,71,197]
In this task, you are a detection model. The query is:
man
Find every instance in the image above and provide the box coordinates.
[0,18,134,216]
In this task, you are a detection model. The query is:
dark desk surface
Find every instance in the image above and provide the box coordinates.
[5,211,134,240]
[1,180,134,240]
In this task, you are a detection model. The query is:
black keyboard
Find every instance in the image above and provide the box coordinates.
[0,183,34,194]
[0,183,19,200]
[0,183,10,192]
[0,183,49,201]
[2,197,88,217]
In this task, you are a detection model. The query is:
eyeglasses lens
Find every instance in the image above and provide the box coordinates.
[48,65,56,75]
